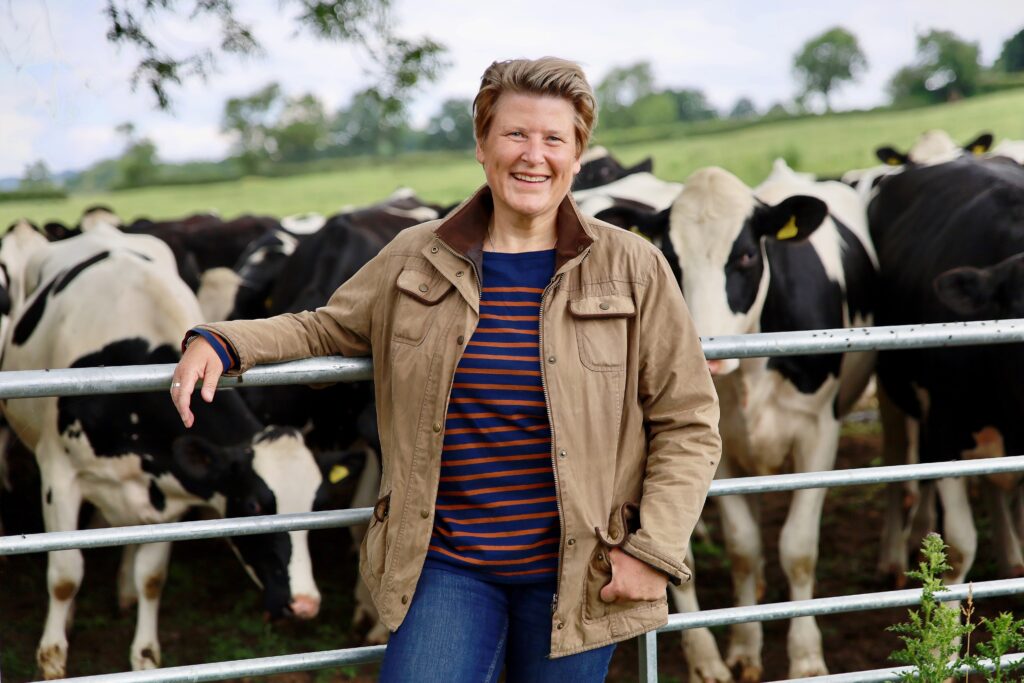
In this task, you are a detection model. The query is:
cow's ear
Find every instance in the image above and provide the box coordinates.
[594,206,670,239]
[934,266,994,316]
[876,146,908,166]
[629,157,654,174]
[316,449,365,486]
[752,195,828,243]
[964,133,993,156]
[172,435,228,482]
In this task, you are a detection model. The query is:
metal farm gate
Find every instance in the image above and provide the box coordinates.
[2,319,1024,682]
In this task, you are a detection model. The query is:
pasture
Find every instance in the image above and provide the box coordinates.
[3,89,1024,228]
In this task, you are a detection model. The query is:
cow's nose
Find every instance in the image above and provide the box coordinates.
[289,593,320,620]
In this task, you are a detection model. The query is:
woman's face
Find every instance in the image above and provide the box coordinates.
[476,92,581,226]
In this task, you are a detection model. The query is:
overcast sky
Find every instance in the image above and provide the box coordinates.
[1,0,1022,178]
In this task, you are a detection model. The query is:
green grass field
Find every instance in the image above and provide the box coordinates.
[4,89,1024,227]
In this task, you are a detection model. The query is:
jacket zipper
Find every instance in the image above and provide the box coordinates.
[539,271,565,621]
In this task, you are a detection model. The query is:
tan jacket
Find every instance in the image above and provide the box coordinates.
[201,186,721,656]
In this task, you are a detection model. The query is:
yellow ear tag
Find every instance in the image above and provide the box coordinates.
[886,157,902,166]
[629,226,651,242]
[776,216,799,240]
[972,145,986,155]
[329,465,350,484]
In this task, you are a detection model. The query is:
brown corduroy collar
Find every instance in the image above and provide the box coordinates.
[433,185,595,278]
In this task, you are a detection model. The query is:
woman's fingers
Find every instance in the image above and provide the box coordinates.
[170,338,222,427]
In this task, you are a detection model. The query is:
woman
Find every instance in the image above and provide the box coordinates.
[171,56,721,682]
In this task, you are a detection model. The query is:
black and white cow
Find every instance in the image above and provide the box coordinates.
[868,155,1024,585]
[0,228,345,678]
[664,164,877,681]
[572,145,654,190]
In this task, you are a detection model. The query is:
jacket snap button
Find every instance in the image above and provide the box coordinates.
[599,302,610,310]
[547,356,556,364]
[567,537,575,546]
[558,449,566,458]
[456,270,464,277]
[597,552,605,562]
[432,422,442,433]
[556,621,565,630]
[418,283,429,293]
[431,246,439,253]
[421,509,430,519]
[401,595,409,605]
[457,335,465,345]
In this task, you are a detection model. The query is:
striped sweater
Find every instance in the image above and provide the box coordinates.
[425,248,559,583]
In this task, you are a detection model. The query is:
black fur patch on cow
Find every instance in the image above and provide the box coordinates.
[834,217,876,326]
[761,238,844,394]
[253,425,302,444]
[53,251,110,294]
[725,220,765,315]
[148,479,166,511]
[12,278,57,346]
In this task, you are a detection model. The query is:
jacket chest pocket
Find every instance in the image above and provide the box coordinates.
[568,295,635,371]
[392,268,454,345]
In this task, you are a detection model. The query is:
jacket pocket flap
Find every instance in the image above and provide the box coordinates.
[569,295,636,319]
[396,269,452,305]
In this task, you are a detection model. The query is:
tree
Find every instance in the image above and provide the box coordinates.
[424,98,475,151]
[275,94,329,163]
[331,88,410,156]
[729,97,758,119]
[19,160,55,190]
[888,29,981,104]
[792,26,867,111]
[114,122,159,187]
[596,61,656,128]
[102,0,448,114]
[995,28,1024,72]
[222,83,283,174]
[667,88,717,122]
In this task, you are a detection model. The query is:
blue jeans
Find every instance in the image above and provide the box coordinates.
[378,565,615,682]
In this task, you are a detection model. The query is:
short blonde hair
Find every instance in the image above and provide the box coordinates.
[473,57,597,156]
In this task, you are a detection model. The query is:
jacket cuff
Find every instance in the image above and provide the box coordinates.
[621,535,692,586]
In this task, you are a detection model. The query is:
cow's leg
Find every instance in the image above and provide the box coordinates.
[36,443,84,680]
[987,489,1024,577]
[877,386,911,584]
[716,486,763,683]
[117,544,140,612]
[779,419,838,679]
[936,478,976,584]
[129,541,172,670]
[668,547,732,683]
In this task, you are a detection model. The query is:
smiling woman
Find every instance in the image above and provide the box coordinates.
[168,56,721,683]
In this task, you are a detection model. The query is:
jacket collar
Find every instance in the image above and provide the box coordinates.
[433,184,595,276]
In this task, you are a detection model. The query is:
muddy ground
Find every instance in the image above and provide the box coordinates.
[1,426,1020,682]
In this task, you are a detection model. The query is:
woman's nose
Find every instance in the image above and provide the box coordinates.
[521,139,544,164]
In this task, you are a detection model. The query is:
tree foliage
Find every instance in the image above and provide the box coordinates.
[103,0,447,110]
[888,29,981,104]
[423,98,475,151]
[792,26,867,111]
[995,28,1024,72]
[222,83,283,174]
[729,97,758,119]
[19,160,55,190]
[114,121,160,188]
[596,61,656,128]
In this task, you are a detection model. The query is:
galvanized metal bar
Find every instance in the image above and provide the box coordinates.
[0,508,372,556]
[0,356,373,399]
[763,653,1024,683]
[46,644,387,683]
[7,457,1024,556]
[2,319,1024,399]
[658,577,1024,632]
[637,629,658,683]
[708,454,1024,496]
[701,318,1024,360]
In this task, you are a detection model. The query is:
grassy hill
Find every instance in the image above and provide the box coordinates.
[4,89,1024,227]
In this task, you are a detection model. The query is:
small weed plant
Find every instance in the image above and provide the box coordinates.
[888,532,1024,682]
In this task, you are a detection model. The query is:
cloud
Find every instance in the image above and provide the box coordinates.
[0,112,44,177]
[146,123,234,163]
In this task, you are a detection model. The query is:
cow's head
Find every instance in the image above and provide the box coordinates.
[670,167,828,375]
[172,426,327,620]
[875,131,993,167]
[934,251,1024,319]
[573,146,654,191]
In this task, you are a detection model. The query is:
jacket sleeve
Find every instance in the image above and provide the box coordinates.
[621,248,722,584]
[195,249,386,374]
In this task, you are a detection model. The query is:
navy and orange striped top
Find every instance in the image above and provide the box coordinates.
[425,248,560,583]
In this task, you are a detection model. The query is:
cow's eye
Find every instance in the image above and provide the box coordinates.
[735,251,758,269]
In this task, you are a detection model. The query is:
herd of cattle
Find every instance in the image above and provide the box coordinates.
[1,130,1024,681]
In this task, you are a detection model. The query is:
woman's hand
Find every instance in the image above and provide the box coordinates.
[599,547,668,603]
[170,336,224,428]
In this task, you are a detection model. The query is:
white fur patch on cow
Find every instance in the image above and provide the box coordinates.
[573,172,683,214]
